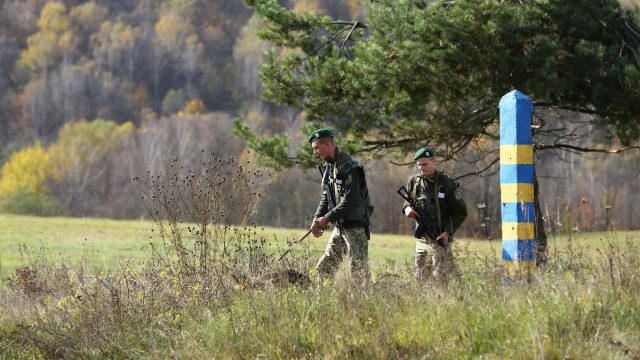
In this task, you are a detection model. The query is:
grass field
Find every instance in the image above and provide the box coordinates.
[2,214,636,272]
[0,214,457,272]
[1,214,639,359]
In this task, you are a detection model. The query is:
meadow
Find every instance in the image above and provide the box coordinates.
[3,214,632,271]
[0,214,494,271]
[1,214,639,359]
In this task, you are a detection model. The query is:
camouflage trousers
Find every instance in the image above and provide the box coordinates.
[316,227,369,280]
[415,240,456,282]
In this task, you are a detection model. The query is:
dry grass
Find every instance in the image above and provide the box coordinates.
[1,154,638,358]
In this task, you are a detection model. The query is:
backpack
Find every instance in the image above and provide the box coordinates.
[336,161,374,225]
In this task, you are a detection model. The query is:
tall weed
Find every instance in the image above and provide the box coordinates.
[0,158,638,358]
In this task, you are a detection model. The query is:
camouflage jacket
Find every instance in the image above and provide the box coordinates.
[402,171,467,237]
[314,147,373,228]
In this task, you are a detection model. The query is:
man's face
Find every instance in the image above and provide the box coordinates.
[311,139,334,160]
[416,157,436,176]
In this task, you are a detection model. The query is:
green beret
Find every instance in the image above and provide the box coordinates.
[308,128,334,143]
[413,147,435,161]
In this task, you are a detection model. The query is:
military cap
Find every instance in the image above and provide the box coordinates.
[308,128,334,143]
[413,147,435,161]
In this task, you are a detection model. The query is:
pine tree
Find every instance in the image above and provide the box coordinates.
[238,0,640,167]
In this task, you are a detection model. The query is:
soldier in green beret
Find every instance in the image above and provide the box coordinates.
[402,147,467,282]
[308,128,374,281]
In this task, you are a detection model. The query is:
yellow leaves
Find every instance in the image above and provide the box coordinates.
[0,121,136,211]
[114,122,136,138]
[20,31,60,71]
[19,2,72,74]
[92,20,136,70]
[110,22,136,46]
[70,1,109,32]
[57,31,75,51]
[95,20,135,49]
[48,119,135,181]
[154,1,202,66]
[37,3,70,33]
[155,12,194,54]
[0,142,53,199]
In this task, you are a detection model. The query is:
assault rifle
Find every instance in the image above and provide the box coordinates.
[396,185,443,245]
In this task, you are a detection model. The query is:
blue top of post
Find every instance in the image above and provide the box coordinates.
[499,90,532,145]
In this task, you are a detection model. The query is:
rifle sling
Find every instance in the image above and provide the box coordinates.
[323,165,336,209]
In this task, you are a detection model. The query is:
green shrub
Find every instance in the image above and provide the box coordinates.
[161,89,186,115]
[0,187,59,216]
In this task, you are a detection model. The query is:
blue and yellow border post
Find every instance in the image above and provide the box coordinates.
[499,90,536,280]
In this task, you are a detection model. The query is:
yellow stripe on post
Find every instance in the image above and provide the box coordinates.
[500,183,534,203]
[503,261,535,277]
[502,222,535,240]
[500,145,534,164]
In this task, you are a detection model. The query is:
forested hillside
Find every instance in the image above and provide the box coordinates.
[0,0,638,234]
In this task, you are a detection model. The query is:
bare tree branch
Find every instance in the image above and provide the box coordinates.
[327,21,367,28]
[455,156,500,180]
[340,21,363,50]
[533,102,623,117]
[535,143,640,153]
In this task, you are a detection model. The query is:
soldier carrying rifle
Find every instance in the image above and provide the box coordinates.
[400,147,467,283]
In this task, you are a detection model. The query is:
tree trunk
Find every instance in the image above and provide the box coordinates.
[533,169,548,266]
